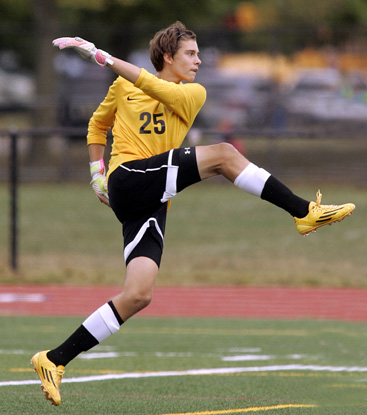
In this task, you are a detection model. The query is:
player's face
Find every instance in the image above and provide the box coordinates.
[171,39,201,82]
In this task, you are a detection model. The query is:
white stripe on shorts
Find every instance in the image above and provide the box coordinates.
[119,149,178,204]
[161,149,178,203]
[119,165,168,174]
[124,217,164,262]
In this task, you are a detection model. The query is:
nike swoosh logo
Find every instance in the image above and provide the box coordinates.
[127,97,137,101]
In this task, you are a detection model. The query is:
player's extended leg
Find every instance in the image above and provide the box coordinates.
[196,142,355,235]
[31,257,157,406]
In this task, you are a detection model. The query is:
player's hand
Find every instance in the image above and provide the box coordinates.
[89,159,110,207]
[52,37,113,67]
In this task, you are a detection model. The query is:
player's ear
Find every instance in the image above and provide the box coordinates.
[163,53,173,65]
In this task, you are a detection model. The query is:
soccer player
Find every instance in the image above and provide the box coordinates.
[31,21,355,406]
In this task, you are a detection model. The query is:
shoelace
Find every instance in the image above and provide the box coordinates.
[315,189,322,206]
[313,189,339,211]
[53,367,65,387]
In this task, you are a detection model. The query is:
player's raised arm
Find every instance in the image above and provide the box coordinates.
[52,36,141,84]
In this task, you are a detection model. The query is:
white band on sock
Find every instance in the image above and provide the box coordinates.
[234,163,271,197]
[82,303,120,343]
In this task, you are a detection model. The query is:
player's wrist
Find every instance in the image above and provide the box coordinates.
[94,49,114,67]
[89,158,105,180]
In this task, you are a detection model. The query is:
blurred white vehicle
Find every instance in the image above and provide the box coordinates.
[194,70,277,130]
[0,67,35,110]
[54,54,114,128]
[285,68,367,123]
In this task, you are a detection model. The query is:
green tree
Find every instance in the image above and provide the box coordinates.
[250,0,367,52]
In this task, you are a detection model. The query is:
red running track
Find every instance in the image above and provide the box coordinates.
[0,285,366,321]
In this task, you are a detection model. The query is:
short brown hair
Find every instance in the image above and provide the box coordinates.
[149,21,197,72]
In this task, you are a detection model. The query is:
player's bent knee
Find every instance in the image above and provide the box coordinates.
[128,291,153,312]
[215,142,246,172]
[219,142,240,157]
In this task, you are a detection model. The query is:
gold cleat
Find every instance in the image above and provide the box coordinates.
[31,350,65,406]
[294,190,355,236]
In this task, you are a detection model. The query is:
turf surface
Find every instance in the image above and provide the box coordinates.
[1,316,366,414]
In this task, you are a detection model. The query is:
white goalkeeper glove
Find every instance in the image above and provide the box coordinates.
[89,159,110,206]
[52,37,114,67]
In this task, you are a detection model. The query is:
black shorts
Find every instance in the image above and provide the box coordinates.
[108,147,201,267]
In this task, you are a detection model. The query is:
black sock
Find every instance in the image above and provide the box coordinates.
[47,301,124,367]
[47,325,99,367]
[261,175,310,218]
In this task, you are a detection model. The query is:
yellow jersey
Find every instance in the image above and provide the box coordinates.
[87,68,206,180]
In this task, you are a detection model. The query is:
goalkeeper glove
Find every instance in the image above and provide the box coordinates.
[52,37,113,67]
[90,158,110,206]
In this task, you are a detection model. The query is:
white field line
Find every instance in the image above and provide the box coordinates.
[221,355,273,361]
[2,365,367,387]
[80,353,272,361]
[0,349,272,360]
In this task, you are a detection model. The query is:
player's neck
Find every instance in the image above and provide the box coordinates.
[157,69,181,84]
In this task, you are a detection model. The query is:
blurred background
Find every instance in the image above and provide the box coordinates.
[0,0,366,285]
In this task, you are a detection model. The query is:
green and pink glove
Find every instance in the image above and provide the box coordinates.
[89,159,110,206]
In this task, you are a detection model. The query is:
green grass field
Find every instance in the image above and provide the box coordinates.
[0,316,366,414]
[0,182,366,287]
